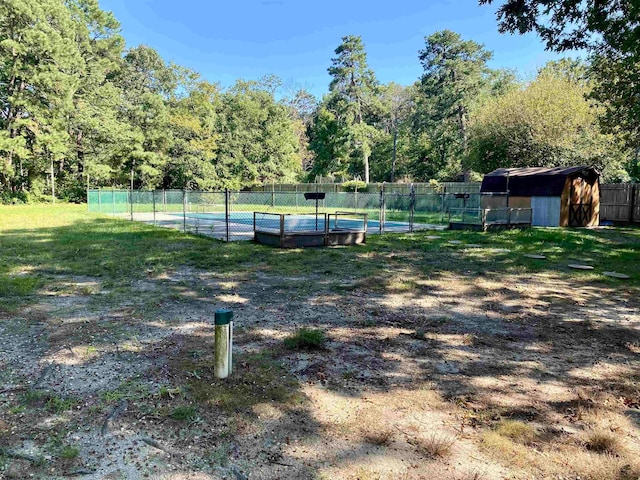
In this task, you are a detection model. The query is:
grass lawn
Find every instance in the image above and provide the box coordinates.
[1,204,639,479]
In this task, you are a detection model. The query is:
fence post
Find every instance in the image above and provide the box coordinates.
[629,184,637,224]
[225,188,230,242]
[98,190,102,212]
[355,183,358,213]
[183,190,187,233]
[440,185,447,223]
[152,190,156,226]
[279,213,284,248]
[163,190,167,212]
[409,183,415,233]
[379,184,385,233]
[112,189,116,215]
[130,189,134,221]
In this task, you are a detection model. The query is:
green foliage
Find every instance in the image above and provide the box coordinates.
[417,30,494,181]
[46,396,79,413]
[0,0,82,197]
[315,35,382,183]
[308,106,350,179]
[481,0,640,159]
[590,53,640,180]
[19,389,78,413]
[0,1,305,200]
[480,0,637,54]
[215,79,302,189]
[341,180,368,192]
[165,80,221,189]
[467,65,632,181]
[1,0,636,196]
[0,275,40,297]
[284,328,327,350]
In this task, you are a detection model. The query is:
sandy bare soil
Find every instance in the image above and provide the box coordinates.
[1,253,639,479]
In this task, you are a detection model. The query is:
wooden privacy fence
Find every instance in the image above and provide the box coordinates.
[600,184,639,224]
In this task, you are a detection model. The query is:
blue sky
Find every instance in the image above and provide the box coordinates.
[101,0,565,98]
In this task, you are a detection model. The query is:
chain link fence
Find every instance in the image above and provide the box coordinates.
[88,187,483,241]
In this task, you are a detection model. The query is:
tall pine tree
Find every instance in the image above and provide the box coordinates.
[417,30,492,181]
[326,35,380,183]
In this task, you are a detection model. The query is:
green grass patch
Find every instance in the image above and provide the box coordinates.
[184,350,301,412]
[100,379,151,405]
[20,390,78,413]
[0,275,41,297]
[45,396,78,413]
[284,328,327,350]
[169,405,197,421]
[59,445,80,459]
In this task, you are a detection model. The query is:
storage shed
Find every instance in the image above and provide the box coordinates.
[480,166,600,227]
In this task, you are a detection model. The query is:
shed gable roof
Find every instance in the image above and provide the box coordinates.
[480,166,599,197]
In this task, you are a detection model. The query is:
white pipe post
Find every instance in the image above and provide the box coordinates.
[214,309,233,379]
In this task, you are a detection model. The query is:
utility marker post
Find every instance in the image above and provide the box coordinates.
[214,309,234,379]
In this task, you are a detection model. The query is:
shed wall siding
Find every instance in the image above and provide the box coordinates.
[508,196,531,209]
[531,196,561,227]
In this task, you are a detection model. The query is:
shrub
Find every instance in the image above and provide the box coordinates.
[341,180,368,192]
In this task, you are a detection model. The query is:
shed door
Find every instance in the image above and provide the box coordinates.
[569,177,592,227]
[531,197,560,227]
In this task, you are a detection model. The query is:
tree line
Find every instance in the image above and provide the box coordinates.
[0,0,306,202]
[1,0,638,203]
[311,32,636,186]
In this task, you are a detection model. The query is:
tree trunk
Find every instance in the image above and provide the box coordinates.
[50,158,56,203]
[363,153,370,184]
[391,127,398,183]
[458,105,470,182]
[76,130,85,182]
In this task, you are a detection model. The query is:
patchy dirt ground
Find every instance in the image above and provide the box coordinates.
[1,242,639,480]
